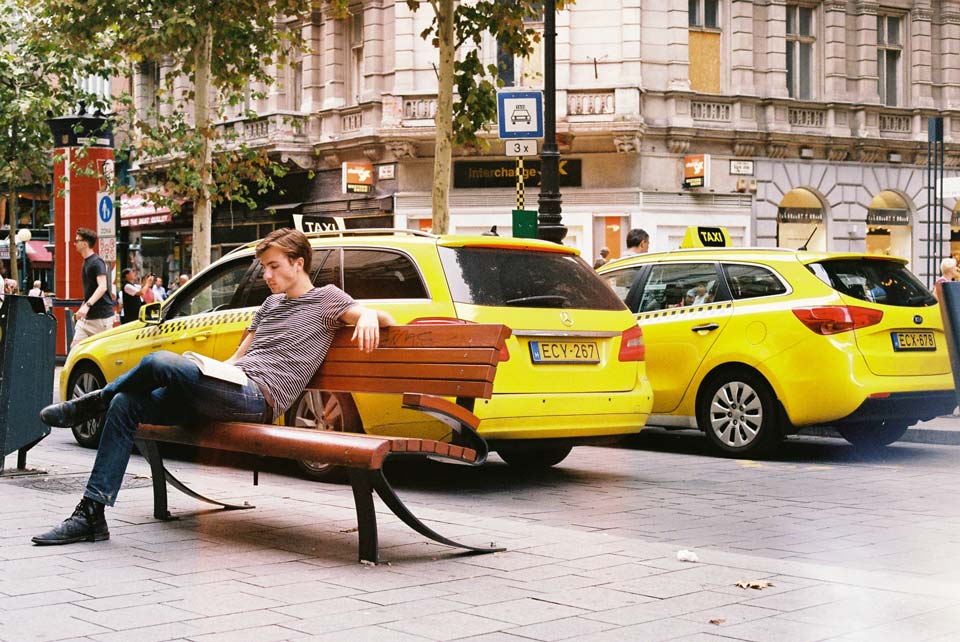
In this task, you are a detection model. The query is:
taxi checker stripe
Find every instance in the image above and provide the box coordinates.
[639,301,732,320]
[132,310,257,340]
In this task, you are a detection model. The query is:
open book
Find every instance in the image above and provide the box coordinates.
[183,351,249,386]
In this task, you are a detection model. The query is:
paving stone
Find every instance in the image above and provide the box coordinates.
[465,597,589,625]
[382,611,507,641]
[504,616,616,641]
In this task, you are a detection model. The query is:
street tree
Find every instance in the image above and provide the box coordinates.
[0,0,102,288]
[44,0,311,275]
[328,0,568,233]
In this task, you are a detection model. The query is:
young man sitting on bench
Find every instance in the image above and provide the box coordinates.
[34,228,395,546]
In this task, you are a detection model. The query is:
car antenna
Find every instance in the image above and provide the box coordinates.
[798,226,818,251]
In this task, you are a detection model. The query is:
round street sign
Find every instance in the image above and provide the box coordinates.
[96,192,114,239]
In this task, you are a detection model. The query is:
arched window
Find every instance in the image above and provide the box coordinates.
[777,188,826,250]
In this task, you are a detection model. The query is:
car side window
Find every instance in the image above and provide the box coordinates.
[638,263,724,312]
[722,264,787,300]
[602,267,647,313]
[165,258,252,319]
[343,249,427,299]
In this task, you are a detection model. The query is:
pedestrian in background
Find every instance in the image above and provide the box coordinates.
[152,277,167,301]
[934,257,959,301]
[70,228,115,351]
[141,274,156,305]
[593,247,610,269]
[28,280,43,297]
[623,229,650,256]
[120,268,146,324]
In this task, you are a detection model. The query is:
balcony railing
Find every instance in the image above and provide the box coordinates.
[218,112,309,145]
[567,91,615,116]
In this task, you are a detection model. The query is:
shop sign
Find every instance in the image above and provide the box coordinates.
[682,154,711,189]
[453,159,582,188]
[292,214,344,233]
[120,194,174,228]
[866,208,910,226]
[342,162,374,194]
[777,207,823,223]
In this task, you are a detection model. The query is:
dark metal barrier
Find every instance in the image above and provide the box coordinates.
[0,295,56,473]
[938,281,960,407]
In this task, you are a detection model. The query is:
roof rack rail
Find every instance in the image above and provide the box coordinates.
[302,228,438,239]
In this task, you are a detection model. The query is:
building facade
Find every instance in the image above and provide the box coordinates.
[129,0,960,282]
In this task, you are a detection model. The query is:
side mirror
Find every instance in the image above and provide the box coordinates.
[139,301,162,325]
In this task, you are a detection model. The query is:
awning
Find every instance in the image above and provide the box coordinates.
[26,240,53,267]
[120,194,174,228]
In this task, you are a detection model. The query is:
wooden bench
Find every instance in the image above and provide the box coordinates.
[134,323,512,564]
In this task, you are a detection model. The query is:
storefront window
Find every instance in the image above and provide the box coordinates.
[866,190,911,259]
[777,187,826,250]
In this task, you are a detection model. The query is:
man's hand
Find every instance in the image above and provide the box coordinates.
[351,308,382,353]
[75,303,89,321]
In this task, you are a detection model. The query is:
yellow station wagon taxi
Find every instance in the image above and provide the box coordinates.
[599,246,955,456]
[62,230,653,477]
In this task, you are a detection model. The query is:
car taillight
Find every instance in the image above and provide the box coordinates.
[791,306,884,335]
[618,325,645,361]
[409,316,509,362]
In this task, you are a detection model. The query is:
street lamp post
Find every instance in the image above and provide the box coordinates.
[537,0,567,244]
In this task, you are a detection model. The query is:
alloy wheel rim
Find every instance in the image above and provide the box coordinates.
[293,391,345,472]
[72,373,102,440]
[709,381,763,448]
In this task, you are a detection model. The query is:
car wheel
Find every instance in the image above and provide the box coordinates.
[837,421,909,449]
[67,364,107,449]
[285,390,361,482]
[697,370,782,457]
[497,444,573,469]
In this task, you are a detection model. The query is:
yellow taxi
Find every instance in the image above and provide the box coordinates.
[598,230,954,456]
[62,230,653,477]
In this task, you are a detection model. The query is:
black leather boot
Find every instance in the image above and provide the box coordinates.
[32,498,109,545]
[40,389,109,427]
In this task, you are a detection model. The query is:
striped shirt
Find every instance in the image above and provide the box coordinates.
[235,285,356,420]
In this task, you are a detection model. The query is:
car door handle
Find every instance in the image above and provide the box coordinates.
[194,332,211,342]
[691,323,720,333]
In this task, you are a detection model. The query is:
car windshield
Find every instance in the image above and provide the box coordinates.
[806,258,936,307]
[439,246,626,310]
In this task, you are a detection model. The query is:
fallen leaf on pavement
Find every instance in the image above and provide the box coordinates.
[735,580,774,590]
[709,618,725,625]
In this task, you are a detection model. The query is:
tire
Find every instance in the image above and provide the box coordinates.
[697,369,782,458]
[838,421,909,449]
[285,390,361,482]
[497,444,573,469]
[67,364,107,449]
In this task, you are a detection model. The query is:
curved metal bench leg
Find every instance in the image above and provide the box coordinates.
[348,470,380,564]
[370,470,504,556]
[135,438,254,520]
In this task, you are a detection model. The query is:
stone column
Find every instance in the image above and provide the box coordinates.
[756,0,788,98]
[640,2,689,92]
[852,0,880,103]
[321,5,344,110]
[822,0,848,101]
[940,1,960,108]
[729,0,756,95]
[911,1,935,108]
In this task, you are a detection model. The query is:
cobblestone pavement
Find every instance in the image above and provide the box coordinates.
[3,424,960,642]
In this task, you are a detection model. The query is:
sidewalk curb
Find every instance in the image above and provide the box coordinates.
[801,425,960,447]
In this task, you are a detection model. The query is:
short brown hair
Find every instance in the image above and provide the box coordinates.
[255,228,312,273]
[76,227,97,247]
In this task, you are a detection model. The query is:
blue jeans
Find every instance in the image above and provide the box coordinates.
[84,350,270,506]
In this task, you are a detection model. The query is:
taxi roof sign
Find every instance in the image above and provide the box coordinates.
[681,226,731,248]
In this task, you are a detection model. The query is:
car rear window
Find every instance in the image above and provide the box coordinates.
[807,258,936,307]
[439,246,626,310]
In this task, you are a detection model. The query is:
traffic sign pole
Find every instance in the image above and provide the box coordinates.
[516,157,525,210]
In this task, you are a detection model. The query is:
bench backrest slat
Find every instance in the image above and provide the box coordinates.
[309,324,510,400]
[309,375,493,399]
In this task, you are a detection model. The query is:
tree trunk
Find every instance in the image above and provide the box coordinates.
[431,0,455,234]
[191,22,214,277]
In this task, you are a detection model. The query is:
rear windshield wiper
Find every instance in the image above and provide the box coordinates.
[504,295,568,307]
